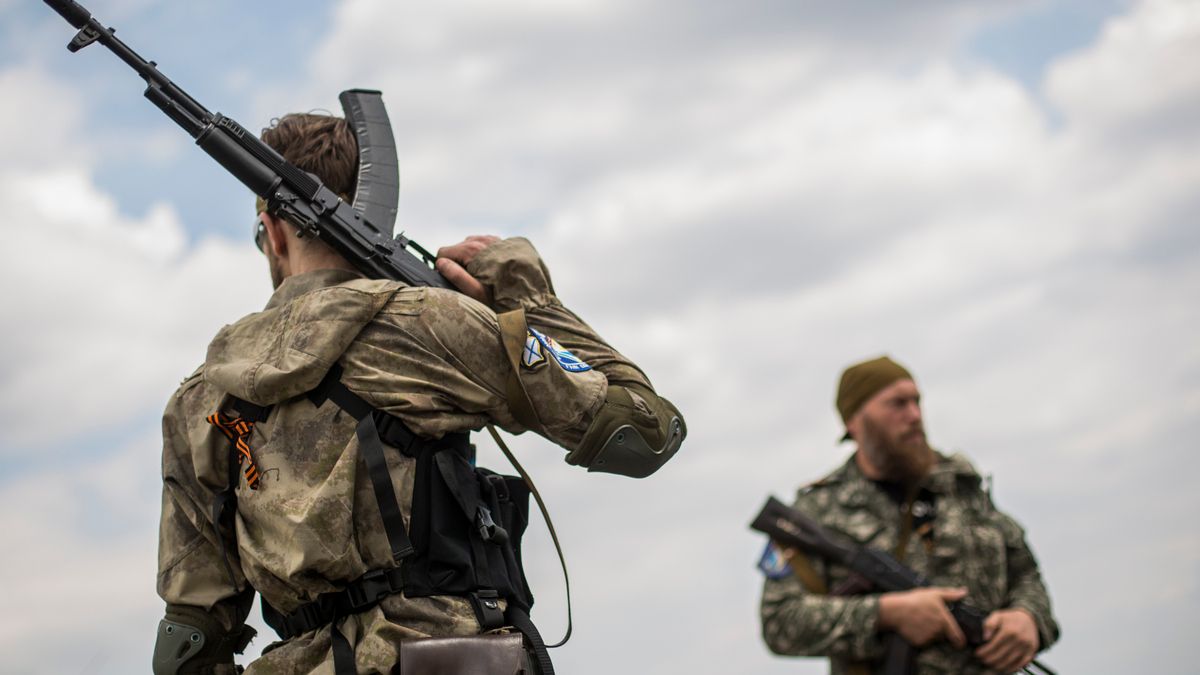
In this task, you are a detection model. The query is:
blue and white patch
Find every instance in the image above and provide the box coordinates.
[758,542,793,580]
[528,327,591,373]
[522,333,546,369]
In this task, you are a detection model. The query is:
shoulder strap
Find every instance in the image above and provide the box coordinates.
[308,363,416,563]
[496,308,546,434]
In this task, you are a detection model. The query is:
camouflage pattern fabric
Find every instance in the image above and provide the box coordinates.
[760,453,1059,674]
[158,238,672,673]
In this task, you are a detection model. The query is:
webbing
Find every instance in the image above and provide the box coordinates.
[309,364,416,562]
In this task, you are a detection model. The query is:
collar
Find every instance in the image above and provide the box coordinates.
[820,450,981,495]
[265,268,364,310]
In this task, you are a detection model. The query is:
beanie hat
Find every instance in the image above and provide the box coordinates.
[836,355,913,441]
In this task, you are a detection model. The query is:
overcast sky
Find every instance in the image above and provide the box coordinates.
[1,0,1197,673]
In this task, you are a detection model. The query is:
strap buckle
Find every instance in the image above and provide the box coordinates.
[343,568,403,614]
[475,505,509,545]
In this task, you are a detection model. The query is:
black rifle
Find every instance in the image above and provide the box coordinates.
[751,496,1055,675]
[43,0,452,289]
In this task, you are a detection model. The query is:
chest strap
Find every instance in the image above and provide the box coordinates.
[262,567,407,640]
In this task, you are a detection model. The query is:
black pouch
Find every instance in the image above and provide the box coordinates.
[403,441,533,611]
[394,633,531,675]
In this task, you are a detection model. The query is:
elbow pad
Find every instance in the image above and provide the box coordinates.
[566,384,686,478]
[152,604,255,675]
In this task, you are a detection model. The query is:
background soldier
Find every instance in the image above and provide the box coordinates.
[759,356,1058,674]
[153,112,685,674]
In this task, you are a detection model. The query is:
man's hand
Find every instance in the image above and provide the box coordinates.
[436,235,500,303]
[877,587,968,648]
[975,608,1039,674]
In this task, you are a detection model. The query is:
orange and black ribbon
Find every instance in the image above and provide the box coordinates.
[207,410,263,489]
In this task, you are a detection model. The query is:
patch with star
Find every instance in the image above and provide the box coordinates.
[758,542,793,580]
[528,327,591,373]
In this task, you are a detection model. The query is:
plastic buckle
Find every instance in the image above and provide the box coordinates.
[345,569,388,612]
[476,506,509,545]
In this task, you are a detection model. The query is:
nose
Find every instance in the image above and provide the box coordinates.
[905,400,922,424]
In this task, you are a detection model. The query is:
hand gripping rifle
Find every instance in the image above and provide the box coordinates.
[751,497,1056,675]
[44,0,452,289]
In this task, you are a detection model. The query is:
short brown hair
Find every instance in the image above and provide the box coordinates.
[260,113,358,202]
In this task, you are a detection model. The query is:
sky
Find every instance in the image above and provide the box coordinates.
[1,0,1197,673]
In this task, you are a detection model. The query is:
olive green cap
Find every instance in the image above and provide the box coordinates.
[836,355,914,441]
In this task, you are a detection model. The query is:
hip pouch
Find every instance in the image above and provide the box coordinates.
[395,633,530,675]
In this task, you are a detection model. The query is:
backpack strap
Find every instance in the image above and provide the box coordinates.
[307,363,417,563]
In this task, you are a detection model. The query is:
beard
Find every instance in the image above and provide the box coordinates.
[859,414,936,484]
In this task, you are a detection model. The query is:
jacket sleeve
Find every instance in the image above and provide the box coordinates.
[996,512,1061,651]
[467,237,686,462]
[157,374,254,666]
[759,536,885,660]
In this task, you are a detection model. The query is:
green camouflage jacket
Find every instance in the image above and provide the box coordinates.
[760,453,1059,674]
[158,238,670,674]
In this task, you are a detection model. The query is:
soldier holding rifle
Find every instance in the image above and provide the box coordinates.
[758,356,1059,674]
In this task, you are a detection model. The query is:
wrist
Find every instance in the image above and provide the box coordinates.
[876,592,900,631]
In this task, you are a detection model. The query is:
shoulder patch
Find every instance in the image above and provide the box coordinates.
[528,328,591,373]
[758,542,793,580]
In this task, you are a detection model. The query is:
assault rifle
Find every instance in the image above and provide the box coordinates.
[43,0,451,289]
[751,496,1055,675]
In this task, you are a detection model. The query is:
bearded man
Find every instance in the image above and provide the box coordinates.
[759,356,1059,674]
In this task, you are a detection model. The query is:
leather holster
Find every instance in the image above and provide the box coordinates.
[393,633,531,675]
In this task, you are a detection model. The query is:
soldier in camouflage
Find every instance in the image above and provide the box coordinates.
[155,113,685,674]
[760,356,1058,674]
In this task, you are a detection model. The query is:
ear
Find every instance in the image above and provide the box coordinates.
[261,212,290,259]
[845,412,862,442]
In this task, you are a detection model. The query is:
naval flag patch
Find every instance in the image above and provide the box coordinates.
[522,332,547,369]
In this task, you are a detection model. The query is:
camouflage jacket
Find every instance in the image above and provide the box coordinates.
[158,238,669,674]
[760,453,1059,675]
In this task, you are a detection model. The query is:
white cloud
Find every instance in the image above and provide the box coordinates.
[1047,0,1200,141]
[0,431,162,674]
[0,65,90,169]
[0,62,271,452]
[0,165,269,451]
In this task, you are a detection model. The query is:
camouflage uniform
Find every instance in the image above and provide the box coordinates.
[760,453,1059,675]
[159,238,678,674]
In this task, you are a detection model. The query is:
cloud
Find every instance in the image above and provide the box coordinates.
[0,63,272,453]
[2,0,1198,673]
[1047,0,1200,144]
[0,164,269,452]
[0,430,162,674]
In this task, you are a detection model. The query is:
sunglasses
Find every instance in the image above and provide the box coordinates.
[254,217,267,253]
